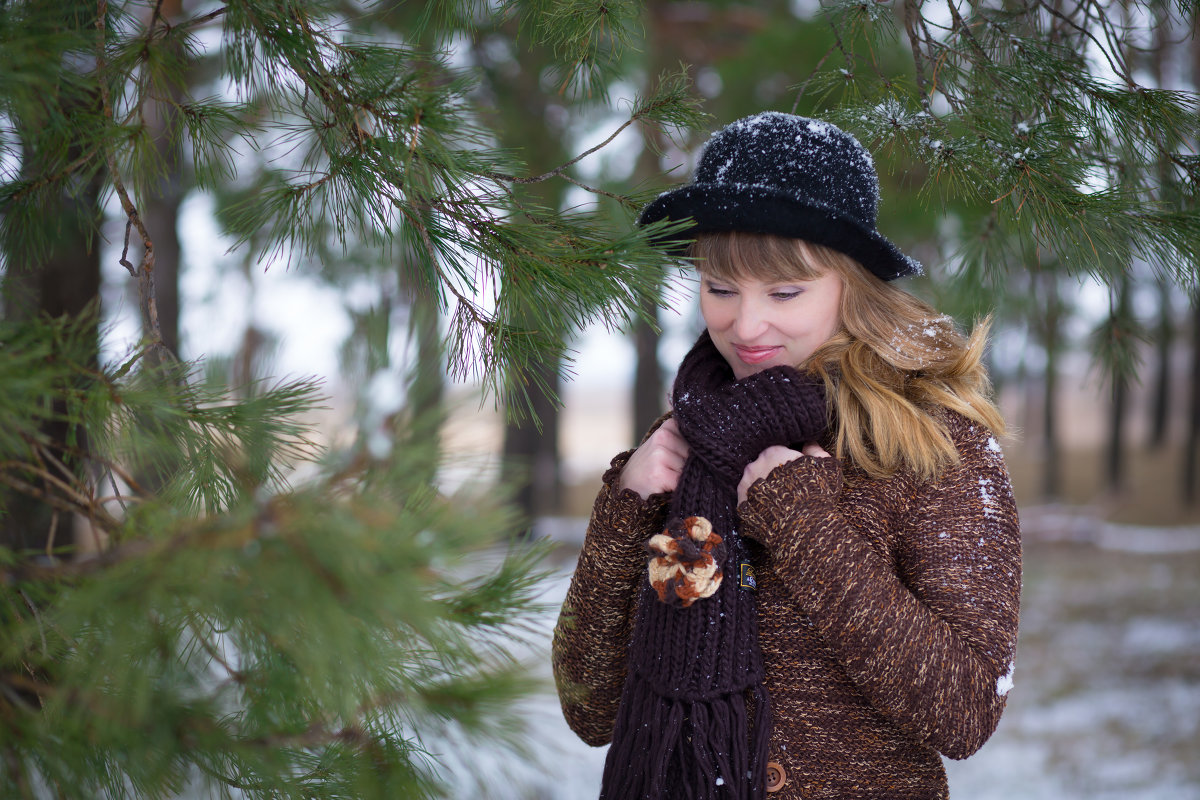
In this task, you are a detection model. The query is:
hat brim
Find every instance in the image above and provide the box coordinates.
[638,183,921,281]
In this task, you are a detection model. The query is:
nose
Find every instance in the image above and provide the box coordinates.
[732,296,769,341]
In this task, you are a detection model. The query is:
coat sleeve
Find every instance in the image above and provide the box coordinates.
[551,451,669,747]
[737,413,1021,760]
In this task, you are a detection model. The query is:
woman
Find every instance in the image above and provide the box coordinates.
[552,112,1021,800]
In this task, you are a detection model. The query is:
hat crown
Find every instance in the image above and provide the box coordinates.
[694,112,880,228]
[636,111,921,280]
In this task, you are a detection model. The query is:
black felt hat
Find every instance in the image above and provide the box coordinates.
[638,112,921,281]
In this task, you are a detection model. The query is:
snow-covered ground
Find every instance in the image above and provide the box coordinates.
[444,515,1200,800]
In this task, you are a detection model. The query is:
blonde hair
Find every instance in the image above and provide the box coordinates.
[688,231,1005,483]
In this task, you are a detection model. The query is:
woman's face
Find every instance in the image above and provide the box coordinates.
[699,268,844,379]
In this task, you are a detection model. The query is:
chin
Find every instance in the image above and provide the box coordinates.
[732,363,772,380]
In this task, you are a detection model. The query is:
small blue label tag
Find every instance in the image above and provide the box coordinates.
[738,561,756,591]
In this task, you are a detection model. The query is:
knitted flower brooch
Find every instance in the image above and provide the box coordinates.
[647,516,726,608]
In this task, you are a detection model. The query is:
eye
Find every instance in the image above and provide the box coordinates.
[704,283,737,298]
[770,288,803,301]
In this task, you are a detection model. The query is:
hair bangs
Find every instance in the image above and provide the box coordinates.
[688,231,825,284]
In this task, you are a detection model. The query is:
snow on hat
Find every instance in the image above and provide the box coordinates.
[638,111,922,281]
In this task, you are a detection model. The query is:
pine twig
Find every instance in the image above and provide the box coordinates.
[186,618,248,684]
[7,145,102,203]
[484,116,638,185]
[0,469,121,534]
[174,6,229,34]
[902,0,934,104]
[96,0,168,355]
[791,39,840,113]
[1037,0,1132,89]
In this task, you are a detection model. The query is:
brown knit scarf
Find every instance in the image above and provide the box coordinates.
[600,332,828,799]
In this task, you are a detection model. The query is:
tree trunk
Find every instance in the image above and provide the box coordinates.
[484,32,569,526]
[1108,368,1128,491]
[628,0,770,443]
[629,2,683,443]
[143,0,187,358]
[503,363,562,526]
[402,258,444,490]
[0,137,102,553]
[1146,9,1172,450]
[1106,273,1132,492]
[1184,293,1200,504]
[1039,273,1062,500]
[1148,278,1173,449]
[632,297,665,442]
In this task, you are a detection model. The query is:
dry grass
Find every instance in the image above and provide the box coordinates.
[1004,442,1200,527]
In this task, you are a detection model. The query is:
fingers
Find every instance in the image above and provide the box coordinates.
[736,473,754,508]
[737,445,803,505]
[618,419,691,499]
[736,443,830,505]
[655,418,690,459]
[623,428,830,504]
[801,441,831,459]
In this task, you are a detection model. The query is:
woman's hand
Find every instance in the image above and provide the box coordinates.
[618,418,690,500]
[737,442,830,506]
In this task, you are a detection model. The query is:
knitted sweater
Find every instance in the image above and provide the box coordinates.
[552,408,1021,799]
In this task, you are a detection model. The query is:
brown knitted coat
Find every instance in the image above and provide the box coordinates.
[552,408,1021,799]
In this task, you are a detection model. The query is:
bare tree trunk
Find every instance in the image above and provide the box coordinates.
[632,298,665,442]
[503,363,562,524]
[1104,0,1138,493]
[1,118,103,553]
[481,32,569,526]
[1146,9,1173,450]
[1185,293,1200,504]
[409,285,444,434]
[1148,278,1173,449]
[1039,273,1062,500]
[1183,0,1200,503]
[1106,273,1132,492]
[628,3,675,444]
[1108,369,1129,491]
[628,1,767,442]
[135,0,187,360]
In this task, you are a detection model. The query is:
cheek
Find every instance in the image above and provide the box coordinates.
[814,286,843,338]
[699,297,729,330]
[820,307,843,338]
[787,301,840,346]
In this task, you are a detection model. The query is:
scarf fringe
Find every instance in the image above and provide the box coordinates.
[600,670,769,800]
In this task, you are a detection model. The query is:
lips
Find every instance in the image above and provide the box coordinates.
[733,345,782,365]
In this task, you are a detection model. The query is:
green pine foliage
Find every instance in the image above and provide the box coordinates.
[785,0,1200,392]
[813,0,1200,291]
[0,1,705,797]
[0,311,552,798]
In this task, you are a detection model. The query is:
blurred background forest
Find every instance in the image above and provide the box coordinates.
[2,0,1200,797]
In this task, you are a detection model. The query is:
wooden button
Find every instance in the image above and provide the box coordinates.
[765,761,786,793]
